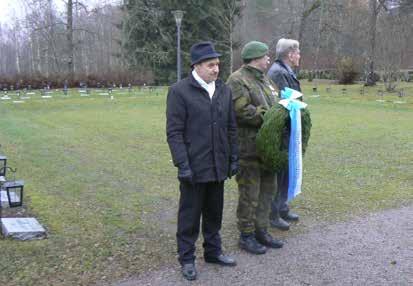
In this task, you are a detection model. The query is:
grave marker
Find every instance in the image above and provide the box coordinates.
[1,218,46,240]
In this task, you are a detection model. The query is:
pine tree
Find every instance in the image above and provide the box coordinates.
[123,0,242,84]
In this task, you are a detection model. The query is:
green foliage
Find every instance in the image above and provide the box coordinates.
[123,0,243,84]
[336,57,359,84]
[256,104,312,172]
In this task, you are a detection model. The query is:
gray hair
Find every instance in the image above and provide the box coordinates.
[275,38,300,60]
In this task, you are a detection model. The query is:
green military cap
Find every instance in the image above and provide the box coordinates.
[241,41,269,60]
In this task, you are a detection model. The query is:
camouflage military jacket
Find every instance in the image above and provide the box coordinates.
[227,65,278,160]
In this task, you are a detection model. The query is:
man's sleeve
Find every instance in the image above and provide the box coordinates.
[166,87,189,167]
[227,89,239,163]
[227,78,266,127]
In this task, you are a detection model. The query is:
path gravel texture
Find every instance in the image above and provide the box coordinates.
[114,205,413,286]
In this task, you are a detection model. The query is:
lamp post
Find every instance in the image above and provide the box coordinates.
[172,10,184,82]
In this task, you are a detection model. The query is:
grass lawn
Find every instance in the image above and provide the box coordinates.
[0,82,412,285]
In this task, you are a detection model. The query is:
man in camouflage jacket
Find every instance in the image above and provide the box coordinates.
[226,41,283,255]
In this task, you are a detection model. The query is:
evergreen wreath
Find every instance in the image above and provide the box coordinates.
[256,104,312,172]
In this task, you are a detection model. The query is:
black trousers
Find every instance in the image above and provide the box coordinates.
[271,168,290,219]
[177,181,224,265]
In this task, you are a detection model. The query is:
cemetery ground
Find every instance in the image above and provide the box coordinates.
[0,82,412,286]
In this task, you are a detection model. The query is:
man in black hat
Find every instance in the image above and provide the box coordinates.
[166,41,239,281]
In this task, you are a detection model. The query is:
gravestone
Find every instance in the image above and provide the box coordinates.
[377,89,384,97]
[359,87,365,95]
[311,86,320,97]
[1,217,46,240]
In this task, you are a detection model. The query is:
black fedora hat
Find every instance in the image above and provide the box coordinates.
[190,41,221,66]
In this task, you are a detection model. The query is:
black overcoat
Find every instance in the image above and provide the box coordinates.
[267,59,301,93]
[166,74,238,183]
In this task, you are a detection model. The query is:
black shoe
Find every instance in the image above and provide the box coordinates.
[270,217,290,231]
[239,233,267,255]
[281,212,299,221]
[181,263,197,281]
[255,229,283,249]
[205,254,237,266]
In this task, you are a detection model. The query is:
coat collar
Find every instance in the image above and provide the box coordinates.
[243,65,265,81]
[188,72,223,90]
[276,59,298,81]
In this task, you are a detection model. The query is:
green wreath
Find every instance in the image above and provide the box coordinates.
[256,104,312,172]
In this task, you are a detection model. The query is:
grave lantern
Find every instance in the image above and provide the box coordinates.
[0,155,6,177]
[3,180,24,208]
[0,167,24,208]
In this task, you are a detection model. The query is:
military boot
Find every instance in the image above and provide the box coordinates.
[239,233,267,255]
[270,216,290,231]
[255,229,283,249]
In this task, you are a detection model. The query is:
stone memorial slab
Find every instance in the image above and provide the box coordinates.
[13,101,25,104]
[41,95,52,99]
[1,96,11,100]
[1,218,46,240]
[26,92,36,95]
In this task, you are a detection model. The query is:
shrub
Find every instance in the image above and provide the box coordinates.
[336,57,359,84]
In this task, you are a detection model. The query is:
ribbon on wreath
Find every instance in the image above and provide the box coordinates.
[278,87,307,201]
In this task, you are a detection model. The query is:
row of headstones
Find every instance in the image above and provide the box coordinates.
[311,86,406,97]
[1,83,161,99]
[0,146,46,240]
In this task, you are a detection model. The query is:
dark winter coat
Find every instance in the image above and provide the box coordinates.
[267,60,301,93]
[166,74,238,183]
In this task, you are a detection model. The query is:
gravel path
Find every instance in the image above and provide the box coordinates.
[114,205,413,286]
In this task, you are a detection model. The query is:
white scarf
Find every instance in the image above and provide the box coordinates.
[192,70,216,100]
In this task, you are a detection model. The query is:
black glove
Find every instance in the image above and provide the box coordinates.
[177,162,193,184]
[228,161,239,178]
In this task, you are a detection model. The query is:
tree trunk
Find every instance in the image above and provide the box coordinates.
[366,0,378,85]
[67,0,74,81]
[313,0,325,71]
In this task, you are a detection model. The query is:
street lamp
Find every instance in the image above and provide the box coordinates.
[172,10,184,82]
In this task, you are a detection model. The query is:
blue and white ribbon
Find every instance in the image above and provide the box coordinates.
[279,87,307,201]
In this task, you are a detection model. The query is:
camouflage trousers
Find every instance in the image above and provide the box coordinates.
[236,159,277,234]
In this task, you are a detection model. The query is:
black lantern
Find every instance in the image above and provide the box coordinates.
[0,155,6,177]
[0,167,24,208]
[3,180,24,208]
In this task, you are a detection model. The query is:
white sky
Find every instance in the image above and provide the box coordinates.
[0,0,120,26]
